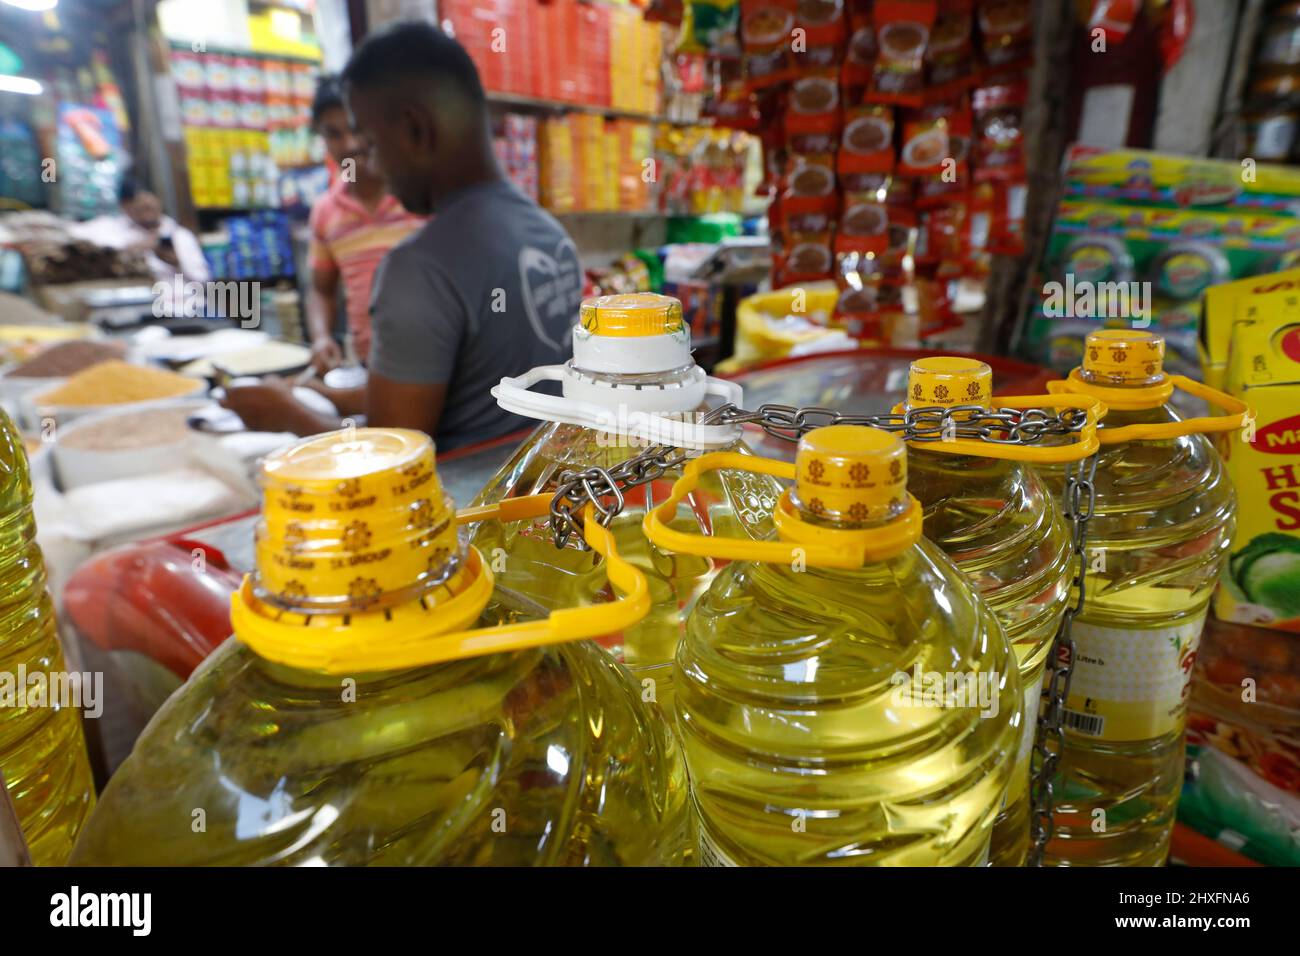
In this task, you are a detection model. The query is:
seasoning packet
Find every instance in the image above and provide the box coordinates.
[786,69,843,154]
[837,104,895,177]
[775,231,835,285]
[867,0,937,106]
[741,0,799,88]
[977,0,1032,70]
[972,81,1026,181]
[781,152,838,232]
[795,0,848,67]
[926,0,976,98]
[841,2,878,90]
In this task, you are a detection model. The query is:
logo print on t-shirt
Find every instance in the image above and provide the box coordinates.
[518,238,582,352]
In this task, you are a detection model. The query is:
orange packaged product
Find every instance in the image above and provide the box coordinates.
[775,230,835,286]
[781,153,838,233]
[926,0,976,98]
[785,69,843,154]
[972,81,1025,181]
[795,0,848,68]
[837,104,895,179]
[896,112,951,175]
[741,0,799,89]
[868,0,936,106]
[841,1,877,90]
[836,190,890,255]
[977,0,1032,70]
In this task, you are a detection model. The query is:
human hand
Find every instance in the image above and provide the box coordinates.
[219,378,324,435]
[309,336,344,375]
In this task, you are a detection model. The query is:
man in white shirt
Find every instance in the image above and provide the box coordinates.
[74,175,211,285]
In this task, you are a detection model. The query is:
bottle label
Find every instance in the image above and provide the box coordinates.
[1062,615,1205,742]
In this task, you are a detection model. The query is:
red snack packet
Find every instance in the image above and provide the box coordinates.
[781,153,838,232]
[867,0,937,106]
[897,113,951,175]
[972,81,1025,181]
[741,0,799,89]
[776,231,835,285]
[837,104,895,179]
[786,70,843,154]
[837,191,890,252]
[977,0,1032,70]
[795,0,848,67]
[926,0,976,99]
[841,7,877,90]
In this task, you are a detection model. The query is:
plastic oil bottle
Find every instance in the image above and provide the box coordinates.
[471,292,782,711]
[903,357,1074,866]
[646,425,1021,865]
[0,409,95,865]
[70,427,689,866]
[1038,329,1242,866]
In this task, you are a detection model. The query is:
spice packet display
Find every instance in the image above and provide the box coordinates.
[926,0,976,97]
[786,70,843,154]
[837,104,895,177]
[868,0,937,106]
[976,0,1032,70]
[741,0,799,88]
[837,190,890,254]
[972,81,1026,181]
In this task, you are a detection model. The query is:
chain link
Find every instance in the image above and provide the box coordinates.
[1026,450,1098,866]
[548,401,1091,548]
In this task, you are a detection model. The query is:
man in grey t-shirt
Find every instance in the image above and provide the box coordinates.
[366,179,581,449]
[220,22,581,450]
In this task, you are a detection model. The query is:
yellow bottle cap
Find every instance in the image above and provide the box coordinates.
[907,356,993,408]
[579,292,685,337]
[1082,329,1166,385]
[254,428,458,611]
[794,425,909,524]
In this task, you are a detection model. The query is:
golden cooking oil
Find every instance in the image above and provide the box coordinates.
[70,428,689,866]
[470,293,781,713]
[0,409,95,865]
[674,426,1021,865]
[904,357,1072,867]
[1036,330,1235,866]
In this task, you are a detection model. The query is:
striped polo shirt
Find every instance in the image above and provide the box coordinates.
[308,181,426,360]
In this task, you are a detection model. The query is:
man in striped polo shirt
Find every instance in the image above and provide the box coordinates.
[305,76,426,373]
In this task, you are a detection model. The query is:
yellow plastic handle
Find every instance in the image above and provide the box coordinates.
[890,394,1106,462]
[642,451,923,567]
[232,498,649,673]
[1046,371,1250,444]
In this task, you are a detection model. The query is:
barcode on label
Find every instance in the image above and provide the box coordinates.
[1063,709,1105,736]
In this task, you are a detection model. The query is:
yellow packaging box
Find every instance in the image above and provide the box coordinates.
[1214,303,1300,632]
[1199,266,1300,391]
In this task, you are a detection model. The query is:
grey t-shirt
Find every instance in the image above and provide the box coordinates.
[367,180,582,450]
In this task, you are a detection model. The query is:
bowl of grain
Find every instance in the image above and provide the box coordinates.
[52,399,214,490]
[25,359,207,428]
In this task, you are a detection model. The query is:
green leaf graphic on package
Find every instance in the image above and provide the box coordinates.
[1229,534,1300,621]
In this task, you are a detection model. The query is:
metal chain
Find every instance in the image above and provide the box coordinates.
[1026,450,1099,866]
[548,401,1090,548]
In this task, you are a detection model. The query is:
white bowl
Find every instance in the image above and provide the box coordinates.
[52,398,214,491]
